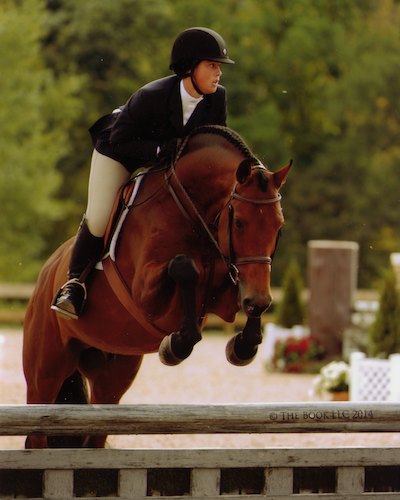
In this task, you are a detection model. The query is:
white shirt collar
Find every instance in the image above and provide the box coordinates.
[180,79,203,105]
[180,80,203,126]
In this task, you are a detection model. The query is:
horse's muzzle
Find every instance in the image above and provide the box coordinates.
[242,295,272,317]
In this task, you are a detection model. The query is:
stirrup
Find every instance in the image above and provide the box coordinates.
[51,278,87,320]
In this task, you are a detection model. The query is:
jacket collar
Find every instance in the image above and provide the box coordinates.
[168,76,212,134]
[168,77,184,134]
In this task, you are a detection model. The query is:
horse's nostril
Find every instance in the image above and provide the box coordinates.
[243,297,272,317]
[243,299,255,315]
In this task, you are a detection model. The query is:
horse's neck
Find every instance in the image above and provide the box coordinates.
[177,148,239,217]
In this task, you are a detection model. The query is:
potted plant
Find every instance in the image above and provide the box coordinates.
[312,361,350,400]
[272,335,325,373]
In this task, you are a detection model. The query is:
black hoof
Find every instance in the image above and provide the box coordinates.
[159,333,194,366]
[225,333,258,366]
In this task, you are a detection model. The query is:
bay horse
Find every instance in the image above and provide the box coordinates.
[23,125,291,448]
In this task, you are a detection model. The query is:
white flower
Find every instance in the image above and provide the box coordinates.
[312,361,349,397]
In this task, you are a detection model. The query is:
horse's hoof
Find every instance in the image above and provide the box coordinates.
[158,334,193,366]
[225,334,258,367]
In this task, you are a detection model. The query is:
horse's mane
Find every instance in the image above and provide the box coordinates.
[184,125,259,165]
[181,125,269,192]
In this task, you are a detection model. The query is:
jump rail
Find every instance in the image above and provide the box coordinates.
[1,402,400,434]
[1,403,400,499]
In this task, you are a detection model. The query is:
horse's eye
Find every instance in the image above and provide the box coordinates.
[234,218,244,230]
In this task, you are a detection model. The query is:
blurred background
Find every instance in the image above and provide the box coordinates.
[1,2,400,454]
[1,0,399,288]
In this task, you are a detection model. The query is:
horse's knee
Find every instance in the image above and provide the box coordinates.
[168,254,199,284]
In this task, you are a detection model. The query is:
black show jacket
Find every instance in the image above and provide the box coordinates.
[90,75,228,172]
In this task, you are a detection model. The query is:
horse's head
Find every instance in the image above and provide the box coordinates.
[218,158,291,317]
[165,125,291,320]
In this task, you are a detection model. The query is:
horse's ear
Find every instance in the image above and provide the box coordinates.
[236,159,252,184]
[273,159,292,189]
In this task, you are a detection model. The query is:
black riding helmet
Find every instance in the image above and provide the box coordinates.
[170,27,235,76]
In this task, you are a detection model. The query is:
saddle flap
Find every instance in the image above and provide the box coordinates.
[103,173,146,260]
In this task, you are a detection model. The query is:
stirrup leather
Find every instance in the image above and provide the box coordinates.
[51,278,87,320]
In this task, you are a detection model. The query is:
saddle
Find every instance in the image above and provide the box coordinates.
[103,175,143,261]
[102,151,181,261]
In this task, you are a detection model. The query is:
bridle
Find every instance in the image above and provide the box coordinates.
[227,184,282,283]
[165,163,282,285]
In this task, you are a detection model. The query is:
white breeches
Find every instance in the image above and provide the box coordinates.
[85,150,130,237]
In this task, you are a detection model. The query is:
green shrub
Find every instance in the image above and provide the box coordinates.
[275,259,305,328]
[368,266,400,357]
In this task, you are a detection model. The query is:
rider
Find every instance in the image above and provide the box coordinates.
[51,27,235,320]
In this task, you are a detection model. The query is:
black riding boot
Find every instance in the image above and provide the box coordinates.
[51,217,104,320]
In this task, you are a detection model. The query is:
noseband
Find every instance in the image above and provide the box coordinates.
[165,164,282,285]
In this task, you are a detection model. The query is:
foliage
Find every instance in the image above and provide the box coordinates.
[1,0,400,284]
[312,361,349,397]
[275,259,304,328]
[0,0,84,280]
[368,266,400,357]
[288,1,400,286]
[272,335,325,373]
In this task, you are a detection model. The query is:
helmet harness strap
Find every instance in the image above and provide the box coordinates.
[189,60,204,96]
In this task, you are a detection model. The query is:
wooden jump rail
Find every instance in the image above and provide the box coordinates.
[1,402,400,435]
[1,403,400,499]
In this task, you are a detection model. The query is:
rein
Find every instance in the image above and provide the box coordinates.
[165,162,282,285]
[103,148,281,329]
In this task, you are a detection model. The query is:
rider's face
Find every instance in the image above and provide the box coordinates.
[191,60,222,95]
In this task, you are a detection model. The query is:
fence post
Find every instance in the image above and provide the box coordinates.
[308,240,359,356]
[336,466,365,494]
[191,468,220,496]
[264,467,293,495]
[43,470,73,499]
[389,354,400,401]
[119,469,147,497]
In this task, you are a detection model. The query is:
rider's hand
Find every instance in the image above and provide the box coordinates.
[156,138,179,165]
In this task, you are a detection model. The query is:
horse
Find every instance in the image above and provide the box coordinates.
[23,125,291,448]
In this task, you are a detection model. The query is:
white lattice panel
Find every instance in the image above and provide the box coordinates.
[350,352,400,401]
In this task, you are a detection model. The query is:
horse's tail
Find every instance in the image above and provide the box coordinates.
[48,370,89,448]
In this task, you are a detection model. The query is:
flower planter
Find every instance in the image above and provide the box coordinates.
[331,391,349,401]
[312,361,350,400]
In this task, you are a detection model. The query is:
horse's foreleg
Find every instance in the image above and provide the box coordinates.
[225,316,262,366]
[159,254,202,366]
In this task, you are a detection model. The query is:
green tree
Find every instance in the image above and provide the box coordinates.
[39,0,179,245]
[3,0,399,287]
[368,266,400,357]
[0,0,84,280]
[260,1,400,286]
[275,259,305,328]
